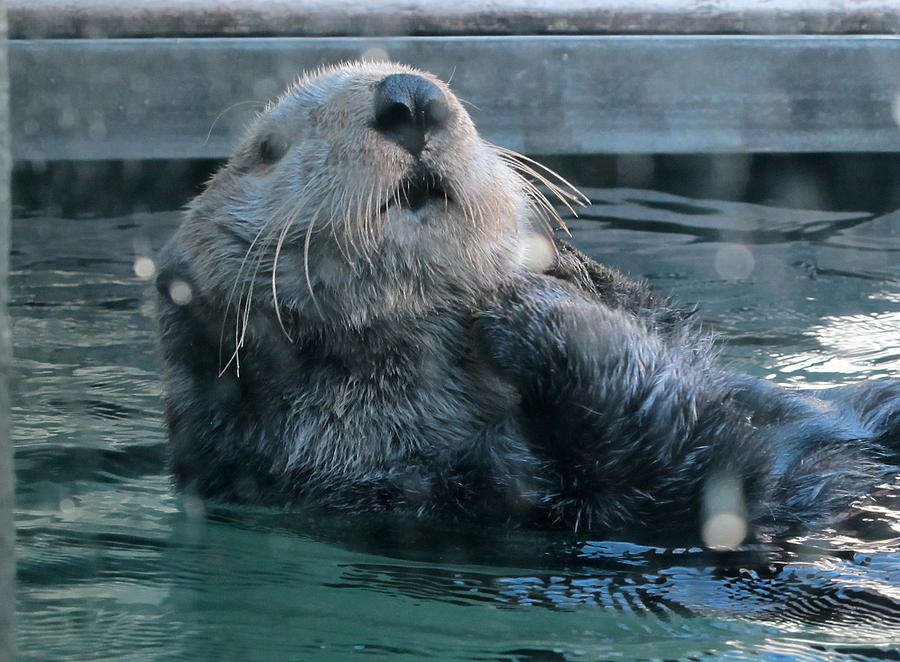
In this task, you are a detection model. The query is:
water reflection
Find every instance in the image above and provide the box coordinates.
[775,311,900,386]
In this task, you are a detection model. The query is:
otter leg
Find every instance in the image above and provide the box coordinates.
[811,380,900,453]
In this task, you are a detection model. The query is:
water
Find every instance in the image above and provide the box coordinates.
[11,189,900,661]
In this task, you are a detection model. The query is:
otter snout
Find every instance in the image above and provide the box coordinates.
[373,73,450,156]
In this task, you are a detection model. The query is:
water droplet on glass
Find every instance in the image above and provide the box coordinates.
[361,47,389,62]
[169,280,194,306]
[714,243,754,280]
[702,472,747,549]
[520,232,555,272]
[134,256,157,280]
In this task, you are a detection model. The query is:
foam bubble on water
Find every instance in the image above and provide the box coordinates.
[133,256,156,280]
[713,243,754,280]
[169,280,193,306]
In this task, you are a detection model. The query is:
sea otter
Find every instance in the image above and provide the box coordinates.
[156,61,900,545]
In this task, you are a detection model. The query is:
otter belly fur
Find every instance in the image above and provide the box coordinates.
[156,61,900,544]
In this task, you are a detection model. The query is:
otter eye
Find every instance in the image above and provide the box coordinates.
[258,134,288,165]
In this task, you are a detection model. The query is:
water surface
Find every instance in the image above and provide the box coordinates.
[12,189,900,661]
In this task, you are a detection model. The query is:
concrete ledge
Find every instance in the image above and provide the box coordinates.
[9,0,900,39]
[12,36,900,160]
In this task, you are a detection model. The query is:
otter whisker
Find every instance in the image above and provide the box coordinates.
[372,175,390,247]
[326,189,356,269]
[478,163,504,237]
[204,99,266,146]
[498,154,575,218]
[271,192,319,339]
[510,163,580,228]
[227,189,311,373]
[297,196,334,312]
[454,183,471,229]
[507,158,586,209]
[496,155,585,236]
[503,156,580,212]
[349,177,367,262]
[220,215,282,376]
[226,244,269,378]
[361,184,378,266]
[517,176,563,235]
[323,181,356,271]
[493,145,590,206]
[302,204,326,320]
[340,183,366,267]
[374,180,389,245]
[392,185,402,219]
[348,183,370,269]
[454,175,477,232]
[497,158,569,236]
[359,184,373,260]
[233,226,281,370]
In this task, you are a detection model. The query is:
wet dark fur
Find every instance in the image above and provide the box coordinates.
[157,62,900,544]
[157,236,900,543]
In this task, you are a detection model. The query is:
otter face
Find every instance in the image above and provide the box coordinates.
[181,61,573,332]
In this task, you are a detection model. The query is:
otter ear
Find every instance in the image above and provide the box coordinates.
[257,133,289,165]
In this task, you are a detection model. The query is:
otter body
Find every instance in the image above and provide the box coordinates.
[157,62,900,543]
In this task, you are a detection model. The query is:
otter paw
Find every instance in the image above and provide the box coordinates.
[474,275,584,377]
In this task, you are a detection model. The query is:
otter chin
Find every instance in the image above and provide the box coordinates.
[157,61,900,545]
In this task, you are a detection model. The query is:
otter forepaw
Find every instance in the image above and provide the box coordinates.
[475,275,592,379]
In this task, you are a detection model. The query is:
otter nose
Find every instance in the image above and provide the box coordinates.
[373,73,450,156]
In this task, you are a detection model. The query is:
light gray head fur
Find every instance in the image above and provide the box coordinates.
[176,61,565,356]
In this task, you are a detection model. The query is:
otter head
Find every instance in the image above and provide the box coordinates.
[180,61,578,336]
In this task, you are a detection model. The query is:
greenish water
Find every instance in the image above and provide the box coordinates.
[11,189,900,661]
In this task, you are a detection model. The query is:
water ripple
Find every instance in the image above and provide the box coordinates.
[11,199,900,661]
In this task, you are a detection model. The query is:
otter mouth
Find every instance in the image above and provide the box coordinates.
[383,174,452,213]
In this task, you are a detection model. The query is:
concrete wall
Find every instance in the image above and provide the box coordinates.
[9,1,900,38]
[11,35,900,160]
